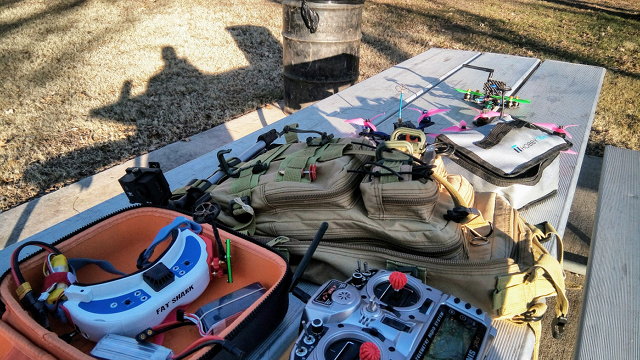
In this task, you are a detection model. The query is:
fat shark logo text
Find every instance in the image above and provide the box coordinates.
[512,134,550,153]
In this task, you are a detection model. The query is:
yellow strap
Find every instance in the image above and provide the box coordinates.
[510,302,546,360]
[431,172,491,232]
[493,224,569,321]
[528,319,542,360]
[528,223,569,319]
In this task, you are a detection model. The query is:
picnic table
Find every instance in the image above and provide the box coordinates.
[0,48,605,359]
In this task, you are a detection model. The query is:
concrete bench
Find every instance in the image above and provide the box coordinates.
[575,145,640,358]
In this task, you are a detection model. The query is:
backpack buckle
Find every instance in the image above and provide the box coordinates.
[552,316,568,339]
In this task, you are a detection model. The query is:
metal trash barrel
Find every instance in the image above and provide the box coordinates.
[282,0,365,113]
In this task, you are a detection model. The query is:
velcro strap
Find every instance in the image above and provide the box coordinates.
[317,143,349,161]
[231,144,292,194]
[493,266,559,317]
[277,145,326,182]
[42,272,76,291]
[343,149,376,157]
[376,161,404,184]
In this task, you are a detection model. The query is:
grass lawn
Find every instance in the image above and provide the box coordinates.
[0,0,638,214]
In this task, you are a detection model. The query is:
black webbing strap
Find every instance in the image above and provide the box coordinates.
[473,119,530,149]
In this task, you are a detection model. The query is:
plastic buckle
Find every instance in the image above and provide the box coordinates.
[251,160,269,174]
[552,316,568,339]
[306,133,334,146]
[520,309,544,323]
[444,206,477,223]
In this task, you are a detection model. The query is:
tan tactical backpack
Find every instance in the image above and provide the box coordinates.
[174,127,568,359]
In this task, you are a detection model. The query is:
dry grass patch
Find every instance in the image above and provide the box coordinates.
[0,0,284,210]
[0,0,639,211]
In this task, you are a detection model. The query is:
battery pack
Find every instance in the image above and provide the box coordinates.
[91,333,173,360]
[195,282,266,334]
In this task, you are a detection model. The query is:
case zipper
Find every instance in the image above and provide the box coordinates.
[270,229,464,258]
[377,192,437,206]
[264,170,363,207]
[450,148,547,185]
[278,239,517,269]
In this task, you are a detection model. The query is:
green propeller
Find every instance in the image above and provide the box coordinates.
[454,88,485,97]
[490,95,531,104]
[455,88,531,104]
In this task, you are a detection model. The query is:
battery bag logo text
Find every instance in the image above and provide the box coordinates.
[512,134,549,153]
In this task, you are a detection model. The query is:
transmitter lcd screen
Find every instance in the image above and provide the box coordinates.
[411,305,487,360]
[422,314,477,359]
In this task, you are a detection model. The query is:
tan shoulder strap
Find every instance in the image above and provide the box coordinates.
[431,172,491,234]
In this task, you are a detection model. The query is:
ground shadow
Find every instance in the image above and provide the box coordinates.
[0,0,87,38]
[22,25,283,200]
[540,0,639,21]
[368,1,639,80]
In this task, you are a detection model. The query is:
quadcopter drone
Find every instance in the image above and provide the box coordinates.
[455,64,532,125]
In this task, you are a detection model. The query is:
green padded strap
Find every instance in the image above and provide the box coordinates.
[230,144,291,194]
[231,168,261,195]
[317,143,349,161]
[378,161,404,184]
[343,149,377,157]
[277,144,329,182]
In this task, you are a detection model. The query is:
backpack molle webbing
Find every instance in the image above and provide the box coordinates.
[198,132,496,259]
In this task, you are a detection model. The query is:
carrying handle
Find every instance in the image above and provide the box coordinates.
[300,0,320,33]
[473,119,530,149]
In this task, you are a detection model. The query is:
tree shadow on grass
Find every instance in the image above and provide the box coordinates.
[539,0,639,21]
[22,25,283,200]
[368,1,639,79]
[0,0,88,38]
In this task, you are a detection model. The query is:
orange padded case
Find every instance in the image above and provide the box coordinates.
[0,207,291,360]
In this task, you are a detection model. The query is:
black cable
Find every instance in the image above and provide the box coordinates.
[11,241,62,284]
[136,321,195,342]
[211,222,226,262]
[154,321,194,334]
